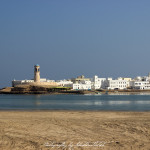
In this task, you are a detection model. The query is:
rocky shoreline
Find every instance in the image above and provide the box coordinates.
[1,85,150,95]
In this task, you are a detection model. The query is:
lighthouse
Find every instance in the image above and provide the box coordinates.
[34,64,40,82]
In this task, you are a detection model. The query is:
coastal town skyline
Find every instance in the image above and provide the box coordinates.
[1,1,150,88]
[1,63,150,88]
[11,64,150,91]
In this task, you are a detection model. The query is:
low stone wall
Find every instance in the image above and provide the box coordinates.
[14,82,59,87]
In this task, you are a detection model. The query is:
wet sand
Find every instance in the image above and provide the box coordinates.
[0,111,150,150]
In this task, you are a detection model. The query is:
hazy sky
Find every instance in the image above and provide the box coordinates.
[0,0,150,88]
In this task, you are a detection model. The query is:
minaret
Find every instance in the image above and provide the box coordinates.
[34,64,40,82]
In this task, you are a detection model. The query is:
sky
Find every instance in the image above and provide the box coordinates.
[0,0,150,88]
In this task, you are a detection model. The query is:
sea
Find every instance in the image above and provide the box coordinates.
[1,94,150,111]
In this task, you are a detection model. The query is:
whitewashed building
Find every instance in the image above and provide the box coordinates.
[56,78,92,90]
[130,81,150,89]
[130,75,150,89]
[91,75,106,89]
[12,79,34,87]
[72,80,91,90]
[12,78,56,87]
[105,77,130,90]
[134,76,150,82]
[56,80,73,87]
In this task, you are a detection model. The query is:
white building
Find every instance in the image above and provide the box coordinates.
[12,79,34,87]
[105,77,130,90]
[130,81,150,89]
[134,76,149,82]
[56,79,92,90]
[91,75,106,89]
[130,75,150,89]
[72,80,91,90]
[56,80,73,87]
[12,78,56,87]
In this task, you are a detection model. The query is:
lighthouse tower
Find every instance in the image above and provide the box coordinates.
[34,64,40,82]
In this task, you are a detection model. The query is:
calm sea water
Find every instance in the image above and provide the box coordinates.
[1,94,150,111]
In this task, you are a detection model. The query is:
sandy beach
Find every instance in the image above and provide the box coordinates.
[0,111,150,150]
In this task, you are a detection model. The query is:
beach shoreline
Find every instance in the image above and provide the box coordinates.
[0,111,150,149]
